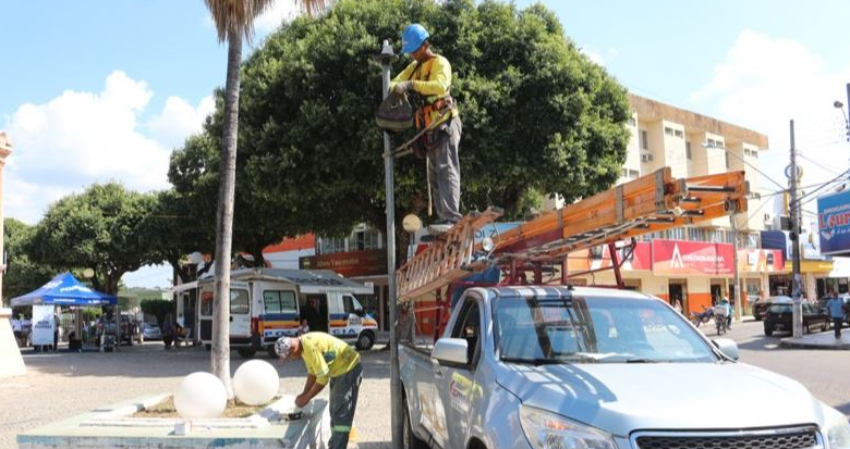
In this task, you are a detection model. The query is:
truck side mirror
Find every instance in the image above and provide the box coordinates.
[712,338,739,361]
[431,338,469,365]
[355,308,366,317]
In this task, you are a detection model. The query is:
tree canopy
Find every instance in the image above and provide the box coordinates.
[29,183,161,295]
[219,0,627,232]
[3,218,54,305]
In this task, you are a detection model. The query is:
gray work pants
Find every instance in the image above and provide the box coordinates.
[328,362,363,449]
[428,117,463,223]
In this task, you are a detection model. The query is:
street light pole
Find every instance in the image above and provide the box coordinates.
[730,216,743,323]
[377,39,402,448]
[789,119,804,338]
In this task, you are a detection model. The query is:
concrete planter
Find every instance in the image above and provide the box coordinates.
[17,394,330,448]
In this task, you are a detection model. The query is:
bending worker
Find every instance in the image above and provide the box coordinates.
[276,333,363,449]
[391,23,462,233]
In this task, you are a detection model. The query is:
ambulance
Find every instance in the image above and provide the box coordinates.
[195,268,378,358]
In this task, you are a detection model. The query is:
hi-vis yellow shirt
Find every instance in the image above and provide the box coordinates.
[301,332,360,385]
[390,54,458,126]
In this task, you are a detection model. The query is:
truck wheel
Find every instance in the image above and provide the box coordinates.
[356,332,375,351]
[403,396,429,449]
[237,348,256,359]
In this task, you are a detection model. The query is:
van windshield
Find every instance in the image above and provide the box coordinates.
[494,296,718,364]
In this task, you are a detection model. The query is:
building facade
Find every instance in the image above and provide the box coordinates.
[566,94,776,315]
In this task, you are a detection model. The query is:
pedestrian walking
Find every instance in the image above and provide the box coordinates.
[827,296,848,338]
[276,332,363,449]
[391,23,462,234]
[11,314,23,347]
[673,298,683,315]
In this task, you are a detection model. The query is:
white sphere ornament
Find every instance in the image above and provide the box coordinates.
[173,372,227,419]
[233,360,280,405]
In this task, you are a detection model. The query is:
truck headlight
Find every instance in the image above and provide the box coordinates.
[520,405,616,449]
[826,414,850,449]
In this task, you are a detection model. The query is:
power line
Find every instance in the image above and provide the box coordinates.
[797,152,843,176]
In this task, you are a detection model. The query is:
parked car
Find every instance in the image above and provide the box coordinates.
[752,295,792,320]
[400,287,850,449]
[764,301,829,336]
[141,322,162,340]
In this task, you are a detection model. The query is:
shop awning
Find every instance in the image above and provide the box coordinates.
[227,268,373,294]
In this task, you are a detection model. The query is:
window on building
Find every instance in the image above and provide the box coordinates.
[629,169,640,179]
[664,127,674,136]
[706,138,716,148]
[621,168,628,178]
[715,140,725,149]
[752,150,759,158]
[321,236,346,254]
[640,130,648,150]
[353,228,380,251]
[674,129,684,138]
[686,141,692,160]
[628,117,636,126]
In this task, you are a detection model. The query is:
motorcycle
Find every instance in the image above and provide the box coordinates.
[690,306,714,327]
[714,305,729,335]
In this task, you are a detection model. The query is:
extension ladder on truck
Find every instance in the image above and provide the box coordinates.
[395,167,749,335]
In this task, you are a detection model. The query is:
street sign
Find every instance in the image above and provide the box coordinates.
[785,164,803,180]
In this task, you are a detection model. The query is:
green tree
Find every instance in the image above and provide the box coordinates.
[3,218,54,305]
[209,0,630,241]
[29,183,159,296]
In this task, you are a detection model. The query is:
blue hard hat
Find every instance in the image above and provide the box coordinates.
[402,24,429,54]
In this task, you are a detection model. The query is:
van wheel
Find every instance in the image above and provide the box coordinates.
[267,347,279,359]
[403,395,428,449]
[237,348,256,359]
[356,332,375,351]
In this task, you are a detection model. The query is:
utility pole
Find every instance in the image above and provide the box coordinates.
[378,39,402,448]
[730,216,743,323]
[789,119,804,338]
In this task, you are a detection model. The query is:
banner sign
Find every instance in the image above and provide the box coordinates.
[740,249,784,273]
[818,189,850,256]
[300,249,387,278]
[652,239,735,276]
[32,305,55,346]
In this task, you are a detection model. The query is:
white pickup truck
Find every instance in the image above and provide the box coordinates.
[399,286,850,449]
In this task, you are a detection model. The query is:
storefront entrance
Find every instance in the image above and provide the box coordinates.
[668,280,687,311]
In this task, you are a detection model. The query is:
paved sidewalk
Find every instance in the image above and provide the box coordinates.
[780,331,850,350]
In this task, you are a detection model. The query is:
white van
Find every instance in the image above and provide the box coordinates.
[196,269,378,358]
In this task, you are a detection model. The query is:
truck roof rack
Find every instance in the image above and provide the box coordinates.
[397,167,748,303]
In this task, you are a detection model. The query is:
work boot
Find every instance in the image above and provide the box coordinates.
[427,220,457,235]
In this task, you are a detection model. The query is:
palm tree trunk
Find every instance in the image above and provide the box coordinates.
[211,24,242,399]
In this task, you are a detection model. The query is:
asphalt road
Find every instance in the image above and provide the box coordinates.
[696,318,850,417]
[2,322,847,449]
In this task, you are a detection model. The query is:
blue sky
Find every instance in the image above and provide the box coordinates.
[2,1,849,288]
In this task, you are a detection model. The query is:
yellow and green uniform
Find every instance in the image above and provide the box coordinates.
[301,332,363,449]
[390,54,458,128]
[300,332,360,385]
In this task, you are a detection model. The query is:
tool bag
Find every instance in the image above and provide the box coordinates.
[375,91,414,134]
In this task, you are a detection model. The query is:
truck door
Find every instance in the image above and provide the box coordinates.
[229,283,251,338]
[327,293,352,339]
[437,297,483,448]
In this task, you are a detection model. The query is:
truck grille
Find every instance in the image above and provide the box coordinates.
[632,426,820,449]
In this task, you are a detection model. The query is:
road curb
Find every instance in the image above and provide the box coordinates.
[779,338,850,350]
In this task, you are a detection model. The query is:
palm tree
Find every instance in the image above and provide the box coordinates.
[204,0,326,398]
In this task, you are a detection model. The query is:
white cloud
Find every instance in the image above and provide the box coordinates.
[3,71,213,224]
[255,0,304,33]
[691,29,850,199]
[149,95,215,149]
[581,48,605,66]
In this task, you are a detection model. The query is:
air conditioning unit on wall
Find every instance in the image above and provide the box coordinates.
[640,153,654,163]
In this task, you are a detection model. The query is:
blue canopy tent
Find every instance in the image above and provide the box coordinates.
[10,272,116,307]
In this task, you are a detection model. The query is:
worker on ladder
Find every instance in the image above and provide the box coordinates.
[391,24,462,234]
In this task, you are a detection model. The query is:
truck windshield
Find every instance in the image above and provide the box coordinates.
[494,296,718,364]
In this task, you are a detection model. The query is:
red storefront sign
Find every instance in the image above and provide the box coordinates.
[652,239,734,276]
[299,249,388,278]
